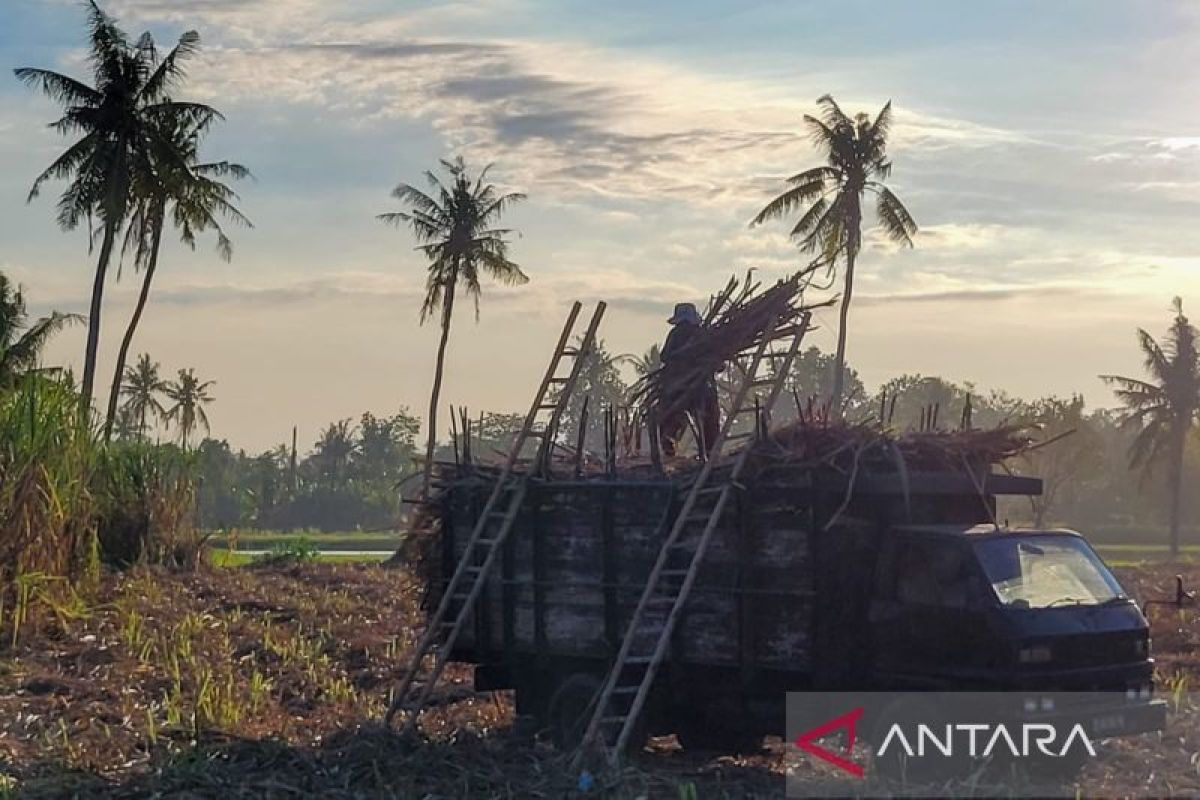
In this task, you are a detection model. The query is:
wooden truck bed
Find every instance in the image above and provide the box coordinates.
[441,478,817,671]
[436,468,1040,676]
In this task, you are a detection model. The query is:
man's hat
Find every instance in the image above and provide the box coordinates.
[667,302,701,326]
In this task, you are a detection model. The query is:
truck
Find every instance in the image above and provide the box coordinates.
[429,457,1166,756]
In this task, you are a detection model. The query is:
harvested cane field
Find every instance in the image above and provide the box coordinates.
[0,560,1196,799]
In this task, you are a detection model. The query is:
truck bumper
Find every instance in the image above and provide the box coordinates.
[1023,699,1167,739]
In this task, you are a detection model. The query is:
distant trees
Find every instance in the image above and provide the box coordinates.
[0,273,80,389]
[195,408,420,531]
[1102,298,1200,556]
[15,2,218,411]
[119,353,167,437]
[556,338,630,454]
[752,95,917,410]
[784,346,866,417]
[163,368,215,448]
[1016,396,1103,529]
[379,157,527,500]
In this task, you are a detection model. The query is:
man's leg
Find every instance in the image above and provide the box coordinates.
[659,410,685,457]
[700,390,721,457]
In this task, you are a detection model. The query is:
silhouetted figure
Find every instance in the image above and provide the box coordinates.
[659,302,720,458]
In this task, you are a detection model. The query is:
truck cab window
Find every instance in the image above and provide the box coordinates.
[893,539,972,609]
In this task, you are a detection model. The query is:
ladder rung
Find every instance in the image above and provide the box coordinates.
[536,403,559,410]
[560,348,580,357]
[660,569,688,577]
[547,376,571,383]
[626,656,655,665]
[599,716,626,725]
[611,686,640,694]
[477,538,499,545]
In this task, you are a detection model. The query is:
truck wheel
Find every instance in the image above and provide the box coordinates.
[546,673,602,751]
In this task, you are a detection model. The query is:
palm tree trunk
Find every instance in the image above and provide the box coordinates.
[421,278,456,500]
[1168,421,1185,557]
[104,206,165,438]
[830,243,858,412]
[81,221,118,414]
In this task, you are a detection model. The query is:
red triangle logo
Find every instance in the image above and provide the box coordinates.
[793,706,865,778]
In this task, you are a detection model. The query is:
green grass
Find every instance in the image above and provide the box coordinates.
[207,529,401,552]
[209,550,387,567]
[1096,543,1200,567]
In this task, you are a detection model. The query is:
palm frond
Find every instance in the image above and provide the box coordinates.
[871,100,893,142]
[139,30,201,101]
[12,68,101,105]
[874,186,918,246]
[751,169,834,226]
[815,94,851,128]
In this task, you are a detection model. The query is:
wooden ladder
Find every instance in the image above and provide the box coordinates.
[385,300,607,733]
[574,311,811,764]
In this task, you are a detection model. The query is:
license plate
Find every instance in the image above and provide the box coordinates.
[1092,713,1125,733]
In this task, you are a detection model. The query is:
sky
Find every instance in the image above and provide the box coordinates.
[3,0,1200,452]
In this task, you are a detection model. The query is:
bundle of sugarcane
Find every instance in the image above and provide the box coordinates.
[630,267,833,425]
[759,416,1035,474]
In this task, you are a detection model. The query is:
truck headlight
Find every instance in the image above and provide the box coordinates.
[1127,683,1152,702]
[1019,645,1053,664]
[1023,696,1055,712]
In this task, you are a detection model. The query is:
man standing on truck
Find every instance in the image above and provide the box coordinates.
[660,302,721,458]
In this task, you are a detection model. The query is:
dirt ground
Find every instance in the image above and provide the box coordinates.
[0,561,1196,798]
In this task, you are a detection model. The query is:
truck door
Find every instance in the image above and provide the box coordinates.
[869,534,996,688]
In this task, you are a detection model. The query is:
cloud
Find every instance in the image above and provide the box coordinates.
[855,284,1098,307]
[88,0,1038,215]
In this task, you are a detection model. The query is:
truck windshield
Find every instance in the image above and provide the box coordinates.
[973,535,1124,609]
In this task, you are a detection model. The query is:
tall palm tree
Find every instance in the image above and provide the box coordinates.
[752,94,917,409]
[15,1,216,412]
[119,352,167,437]
[379,156,527,498]
[164,367,214,448]
[0,273,82,389]
[103,117,251,436]
[1102,298,1200,557]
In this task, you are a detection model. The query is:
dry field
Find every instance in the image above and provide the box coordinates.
[0,561,1196,798]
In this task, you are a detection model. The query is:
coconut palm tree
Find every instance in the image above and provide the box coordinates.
[751,95,917,409]
[378,156,527,498]
[1101,298,1200,557]
[14,1,216,411]
[103,117,251,437]
[0,273,81,389]
[119,353,167,437]
[164,367,215,448]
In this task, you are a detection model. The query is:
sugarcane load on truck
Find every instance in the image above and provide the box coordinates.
[383,267,1167,779]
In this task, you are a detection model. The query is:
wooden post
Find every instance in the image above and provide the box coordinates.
[602,485,617,653]
[574,396,590,478]
[648,408,663,472]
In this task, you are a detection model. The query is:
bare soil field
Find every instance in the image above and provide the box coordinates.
[0,561,1196,798]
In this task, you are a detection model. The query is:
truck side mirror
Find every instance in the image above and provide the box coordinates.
[1142,574,1197,616]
